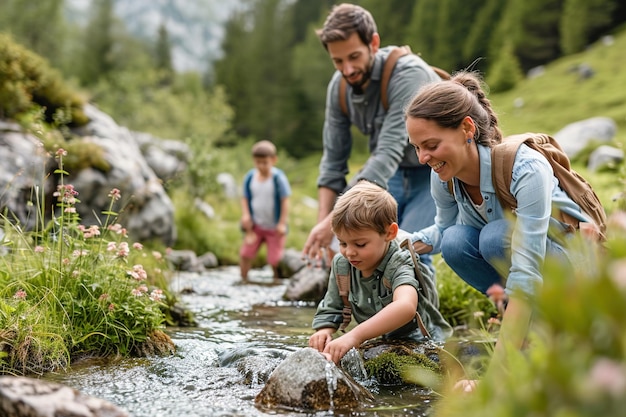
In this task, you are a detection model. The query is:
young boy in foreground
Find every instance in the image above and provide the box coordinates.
[309,180,451,364]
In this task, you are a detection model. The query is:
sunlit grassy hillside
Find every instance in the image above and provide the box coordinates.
[492,28,626,138]
[487,28,626,216]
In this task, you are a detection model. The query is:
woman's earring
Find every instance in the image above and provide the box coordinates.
[467,138,472,143]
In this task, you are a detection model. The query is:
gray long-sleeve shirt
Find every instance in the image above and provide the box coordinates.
[317,46,441,194]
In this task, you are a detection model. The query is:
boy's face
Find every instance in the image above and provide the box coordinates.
[253,155,275,176]
[335,223,397,277]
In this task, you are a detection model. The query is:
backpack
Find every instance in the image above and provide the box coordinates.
[334,238,446,339]
[338,45,450,116]
[491,133,607,242]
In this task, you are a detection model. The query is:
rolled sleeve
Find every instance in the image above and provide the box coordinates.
[317,72,353,194]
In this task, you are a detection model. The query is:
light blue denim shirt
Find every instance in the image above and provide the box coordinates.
[317,47,440,194]
[412,144,590,297]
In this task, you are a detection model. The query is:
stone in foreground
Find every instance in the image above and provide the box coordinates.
[0,376,129,417]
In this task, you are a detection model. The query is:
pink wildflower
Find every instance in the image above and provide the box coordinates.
[56,148,68,157]
[107,242,117,252]
[152,251,163,260]
[34,246,45,253]
[117,242,129,258]
[80,225,100,239]
[149,289,164,302]
[53,184,79,205]
[127,265,147,281]
[131,288,143,297]
[108,188,121,201]
[13,289,27,300]
[589,358,626,397]
[72,249,89,257]
[133,242,143,250]
[108,303,115,312]
[99,293,109,301]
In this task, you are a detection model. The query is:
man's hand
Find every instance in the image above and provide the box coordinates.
[301,215,334,267]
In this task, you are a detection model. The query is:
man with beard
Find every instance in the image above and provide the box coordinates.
[302,3,441,269]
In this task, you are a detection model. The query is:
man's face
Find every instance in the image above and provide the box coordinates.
[327,32,379,90]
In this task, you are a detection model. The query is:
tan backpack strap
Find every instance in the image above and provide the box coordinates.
[399,239,430,300]
[380,45,412,111]
[491,134,528,211]
[338,76,348,116]
[399,239,432,339]
[431,65,451,80]
[335,257,352,333]
[414,305,431,340]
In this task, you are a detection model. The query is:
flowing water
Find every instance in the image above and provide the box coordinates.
[44,266,438,416]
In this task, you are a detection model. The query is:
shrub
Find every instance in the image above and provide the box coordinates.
[0,33,87,126]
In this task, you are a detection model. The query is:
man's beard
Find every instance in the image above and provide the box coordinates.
[346,70,371,94]
[345,53,374,94]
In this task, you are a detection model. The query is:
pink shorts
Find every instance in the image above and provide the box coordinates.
[239,225,286,266]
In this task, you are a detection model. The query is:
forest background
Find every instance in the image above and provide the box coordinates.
[1,0,626,266]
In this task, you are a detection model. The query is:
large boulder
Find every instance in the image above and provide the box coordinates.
[554,116,617,159]
[0,105,189,246]
[0,121,52,232]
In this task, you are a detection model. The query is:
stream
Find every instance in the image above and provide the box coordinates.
[43,266,438,416]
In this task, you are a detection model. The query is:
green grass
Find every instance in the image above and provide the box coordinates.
[491,28,626,138]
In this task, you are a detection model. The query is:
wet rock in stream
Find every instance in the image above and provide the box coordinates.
[255,347,374,412]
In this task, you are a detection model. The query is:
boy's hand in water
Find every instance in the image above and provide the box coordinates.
[308,328,334,353]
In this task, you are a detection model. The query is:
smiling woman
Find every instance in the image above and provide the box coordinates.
[404,70,603,393]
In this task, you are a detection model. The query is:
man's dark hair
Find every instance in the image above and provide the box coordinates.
[315,3,377,49]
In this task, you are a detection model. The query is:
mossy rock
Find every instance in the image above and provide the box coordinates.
[361,339,443,386]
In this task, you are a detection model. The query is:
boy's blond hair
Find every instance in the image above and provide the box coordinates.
[331,180,397,235]
[251,140,277,157]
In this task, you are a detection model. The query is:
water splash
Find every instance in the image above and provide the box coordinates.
[340,347,368,382]
[324,361,338,410]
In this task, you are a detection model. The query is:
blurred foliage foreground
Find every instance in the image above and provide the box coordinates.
[429,219,626,417]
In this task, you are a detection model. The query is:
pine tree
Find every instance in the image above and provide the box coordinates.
[561,0,618,54]
[0,0,66,69]
[80,0,116,85]
[155,22,174,84]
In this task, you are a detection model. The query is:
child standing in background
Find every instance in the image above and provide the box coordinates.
[239,140,291,283]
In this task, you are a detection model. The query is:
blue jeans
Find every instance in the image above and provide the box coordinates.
[440,220,569,294]
[387,166,436,269]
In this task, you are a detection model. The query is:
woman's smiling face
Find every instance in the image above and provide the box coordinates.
[406,116,475,182]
